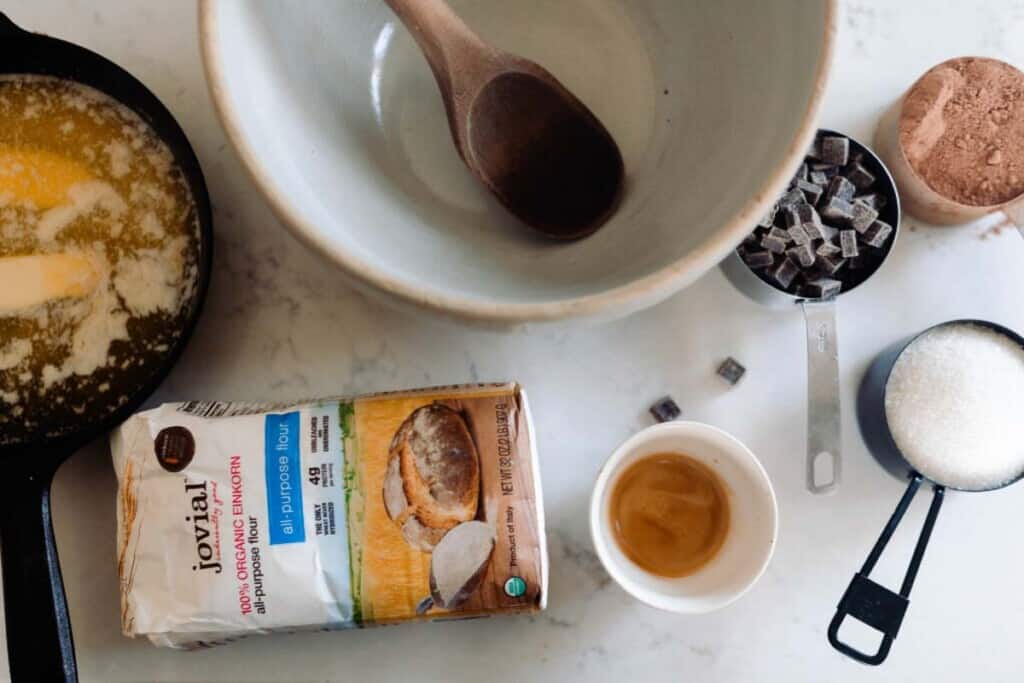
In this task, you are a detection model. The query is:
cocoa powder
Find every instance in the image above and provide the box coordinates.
[899,57,1024,207]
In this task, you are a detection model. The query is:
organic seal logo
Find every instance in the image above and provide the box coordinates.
[154,426,195,472]
[503,576,527,598]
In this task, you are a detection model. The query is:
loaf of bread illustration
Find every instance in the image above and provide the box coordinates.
[383,403,481,551]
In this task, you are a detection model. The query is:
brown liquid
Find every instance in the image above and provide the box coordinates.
[610,453,730,578]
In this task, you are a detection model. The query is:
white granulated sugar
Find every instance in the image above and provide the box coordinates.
[885,324,1024,489]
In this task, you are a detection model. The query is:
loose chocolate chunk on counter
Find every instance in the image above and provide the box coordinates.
[844,161,876,189]
[741,249,774,269]
[802,278,842,299]
[787,242,816,267]
[840,230,859,258]
[816,241,841,258]
[770,258,800,288]
[787,224,810,246]
[819,196,855,224]
[819,136,850,166]
[850,200,879,232]
[824,175,856,202]
[649,396,681,423]
[863,220,893,248]
[716,357,746,385]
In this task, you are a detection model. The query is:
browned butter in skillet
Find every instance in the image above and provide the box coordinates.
[0,75,199,443]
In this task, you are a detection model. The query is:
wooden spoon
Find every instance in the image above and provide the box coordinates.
[384,0,624,240]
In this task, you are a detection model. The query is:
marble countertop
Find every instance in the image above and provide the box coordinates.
[4,1,1024,681]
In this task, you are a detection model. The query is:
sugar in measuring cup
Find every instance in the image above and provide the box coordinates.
[722,129,900,494]
[828,320,1024,665]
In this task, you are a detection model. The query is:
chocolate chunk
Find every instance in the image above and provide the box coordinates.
[844,161,876,189]
[795,162,808,182]
[840,230,859,258]
[817,252,846,275]
[803,222,827,241]
[795,179,823,205]
[761,234,787,254]
[850,200,879,233]
[649,396,681,423]
[855,193,887,211]
[819,196,855,224]
[757,204,778,228]
[770,258,800,288]
[716,358,746,386]
[863,220,893,248]
[819,223,839,241]
[768,226,791,243]
[787,242,816,267]
[819,136,850,166]
[824,175,856,202]
[778,187,807,208]
[743,231,759,246]
[787,224,810,246]
[741,248,774,269]
[810,163,840,179]
[809,170,829,186]
[816,241,842,258]
[802,278,843,299]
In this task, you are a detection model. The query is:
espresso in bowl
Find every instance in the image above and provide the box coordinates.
[591,421,777,614]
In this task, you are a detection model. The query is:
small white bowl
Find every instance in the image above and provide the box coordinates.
[590,422,777,613]
[200,0,835,324]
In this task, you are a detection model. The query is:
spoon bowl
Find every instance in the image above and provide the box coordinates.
[385,0,623,239]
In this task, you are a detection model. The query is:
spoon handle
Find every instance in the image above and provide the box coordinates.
[382,0,485,92]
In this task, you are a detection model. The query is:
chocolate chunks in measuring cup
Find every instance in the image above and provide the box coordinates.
[734,130,894,299]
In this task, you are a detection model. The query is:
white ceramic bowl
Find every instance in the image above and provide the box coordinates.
[200,0,835,324]
[590,422,777,613]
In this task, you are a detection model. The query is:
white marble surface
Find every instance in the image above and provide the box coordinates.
[3,1,1024,681]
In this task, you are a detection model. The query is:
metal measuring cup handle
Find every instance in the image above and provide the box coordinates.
[828,474,945,665]
[802,299,840,494]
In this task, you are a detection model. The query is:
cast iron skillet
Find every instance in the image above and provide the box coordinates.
[0,13,212,681]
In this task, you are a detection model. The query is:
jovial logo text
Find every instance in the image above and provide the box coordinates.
[264,412,305,544]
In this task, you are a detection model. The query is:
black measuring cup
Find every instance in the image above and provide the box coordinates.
[0,14,212,681]
[828,319,1024,665]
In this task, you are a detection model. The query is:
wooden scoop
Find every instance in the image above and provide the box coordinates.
[0,253,103,313]
[384,0,624,240]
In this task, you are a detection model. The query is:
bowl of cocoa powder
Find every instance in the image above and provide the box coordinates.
[874,56,1024,225]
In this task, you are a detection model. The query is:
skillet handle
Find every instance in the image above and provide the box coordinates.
[0,460,77,682]
[827,475,944,665]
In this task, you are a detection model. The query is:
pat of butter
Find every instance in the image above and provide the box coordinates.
[0,148,94,209]
[0,253,103,313]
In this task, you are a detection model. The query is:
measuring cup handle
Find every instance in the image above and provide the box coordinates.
[828,475,945,665]
[0,458,77,682]
[801,299,841,494]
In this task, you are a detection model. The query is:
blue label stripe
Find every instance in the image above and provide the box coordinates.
[265,412,305,545]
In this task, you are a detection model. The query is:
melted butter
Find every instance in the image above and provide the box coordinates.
[0,75,199,443]
[610,453,730,578]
